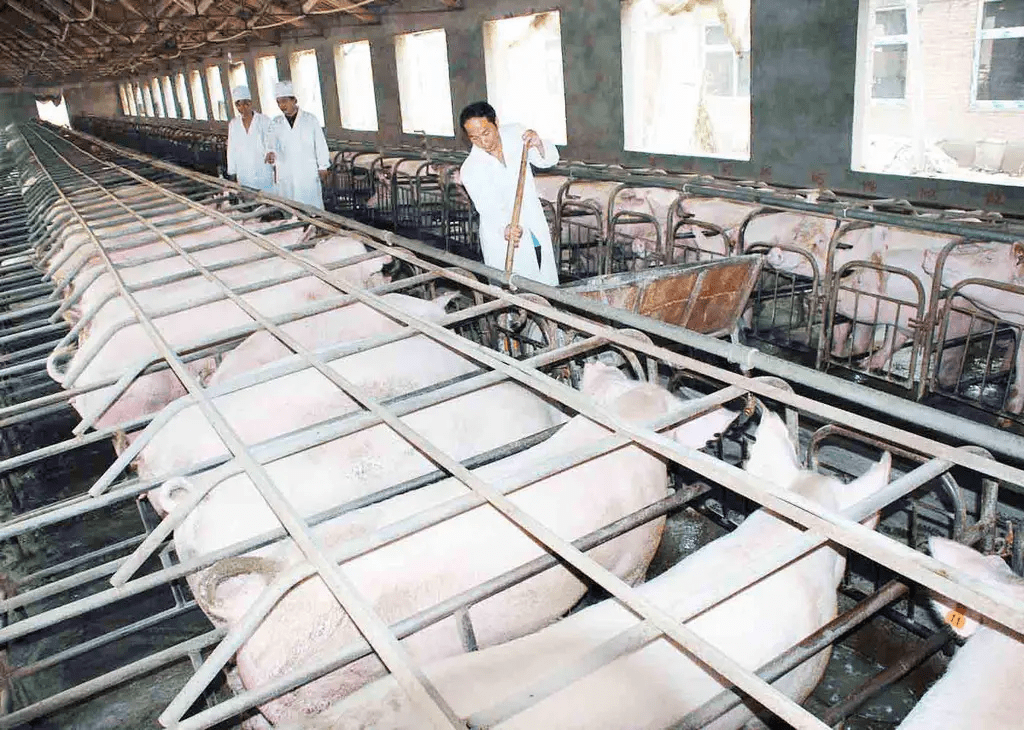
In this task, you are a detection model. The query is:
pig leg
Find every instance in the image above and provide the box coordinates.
[859,327,909,372]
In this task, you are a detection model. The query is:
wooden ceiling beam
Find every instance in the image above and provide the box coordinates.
[4,0,91,50]
[302,0,375,22]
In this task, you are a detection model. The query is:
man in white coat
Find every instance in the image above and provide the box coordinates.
[264,80,330,209]
[226,86,274,192]
[458,101,560,286]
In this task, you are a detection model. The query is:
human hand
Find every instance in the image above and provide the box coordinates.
[504,224,523,247]
[522,129,543,154]
[264,151,276,164]
[319,169,329,183]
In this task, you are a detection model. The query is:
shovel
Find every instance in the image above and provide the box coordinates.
[504,141,532,277]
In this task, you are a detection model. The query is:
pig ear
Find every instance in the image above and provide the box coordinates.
[764,246,786,268]
[673,408,738,450]
[197,557,280,627]
[744,410,801,487]
[927,537,1019,638]
[834,452,891,525]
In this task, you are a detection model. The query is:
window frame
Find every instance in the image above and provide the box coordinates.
[701,22,749,98]
[394,28,456,137]
[869,2,910,104]
[971,0,1024,110]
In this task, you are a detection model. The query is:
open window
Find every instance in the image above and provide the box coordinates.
[142,83,155,117]
[206,66,228,121]
[134,83,147,117]
[150,78,165,117]
[175,73,192,119]
[334,40,378,131]
[161,76,178,118]
[118,84,131,116]
[483,11,567,145]
[852,0,1024,185]
[256,55,282,117]
[228,62,248,115]
[394,29,455,136]
[36,97,70,128]
[190,71,209,121]
[290,49,326,126]
[621,0,751,160]
[125,84,138,116]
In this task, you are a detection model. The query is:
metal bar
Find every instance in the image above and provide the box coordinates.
[672,580,910,729]
[21,125,467,730]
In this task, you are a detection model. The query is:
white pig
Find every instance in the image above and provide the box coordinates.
[275,408,891,730]
[922,241,1024,414]
[197,362,739,725]
[896,536,1024,730]
[54,235,390,435]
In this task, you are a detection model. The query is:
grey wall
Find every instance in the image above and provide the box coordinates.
[110,0,1024,213]
[0,92,38,127]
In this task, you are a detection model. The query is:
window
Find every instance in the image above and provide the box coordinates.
[118,84,131,115]
[870,5,908,99]
[334,40,378,131]
[228,62,248,115]
[974,0,1024,104]
[394,29,455,136]
[133,83,146,116]
[852,0,1024,186]
[142,83,155,117]
[290,49,326,126]
[206,66,228,121]
[621,0,751,160]
[125,82,140,115]
[175,73,192,119]
[190,70,209,121]
[150,78,165,117]
[256,55,282,117]
[703,24,751,98]
[483,11,567,145]
[162,76,178,118]
[36,97,71,128]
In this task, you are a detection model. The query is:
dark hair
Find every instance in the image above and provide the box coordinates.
[458,101,496,132]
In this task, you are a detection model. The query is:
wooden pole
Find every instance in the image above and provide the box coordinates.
[504,142,531,276]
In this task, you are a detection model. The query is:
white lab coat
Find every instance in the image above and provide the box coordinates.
[268,109,329,209]
[226,112,274,191]
[460,123,560,286]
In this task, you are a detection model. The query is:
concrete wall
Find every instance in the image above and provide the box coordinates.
[110,0,1024,213]
[0,92,38,127]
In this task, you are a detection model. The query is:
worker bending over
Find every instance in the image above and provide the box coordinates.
[264,81,330,209]
[225,86,274,192]
[458,101,560,286]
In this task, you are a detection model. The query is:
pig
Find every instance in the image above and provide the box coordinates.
[922,241,1024,413]
[896,536,1024,730]
[195,362,739,725]
[135,307,465,489]
[53,235,391,435]
[672,197,760,261]
[274,408,891,730]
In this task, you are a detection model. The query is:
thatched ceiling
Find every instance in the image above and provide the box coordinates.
[0,0,460,88]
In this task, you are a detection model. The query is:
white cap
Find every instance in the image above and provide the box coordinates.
[231,85,251,101]
[274,80,295,99]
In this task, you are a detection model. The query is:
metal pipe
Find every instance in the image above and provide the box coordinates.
[818,629,951,727]
[672,580,910,729]
[164,485,710,730]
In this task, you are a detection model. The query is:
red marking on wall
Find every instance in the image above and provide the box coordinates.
[811,171,826,188]
[986,191,1006,206]
[760,165,772,180]
[721,162,735,177]
[862,180,878,193]
[919,188,937,200]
